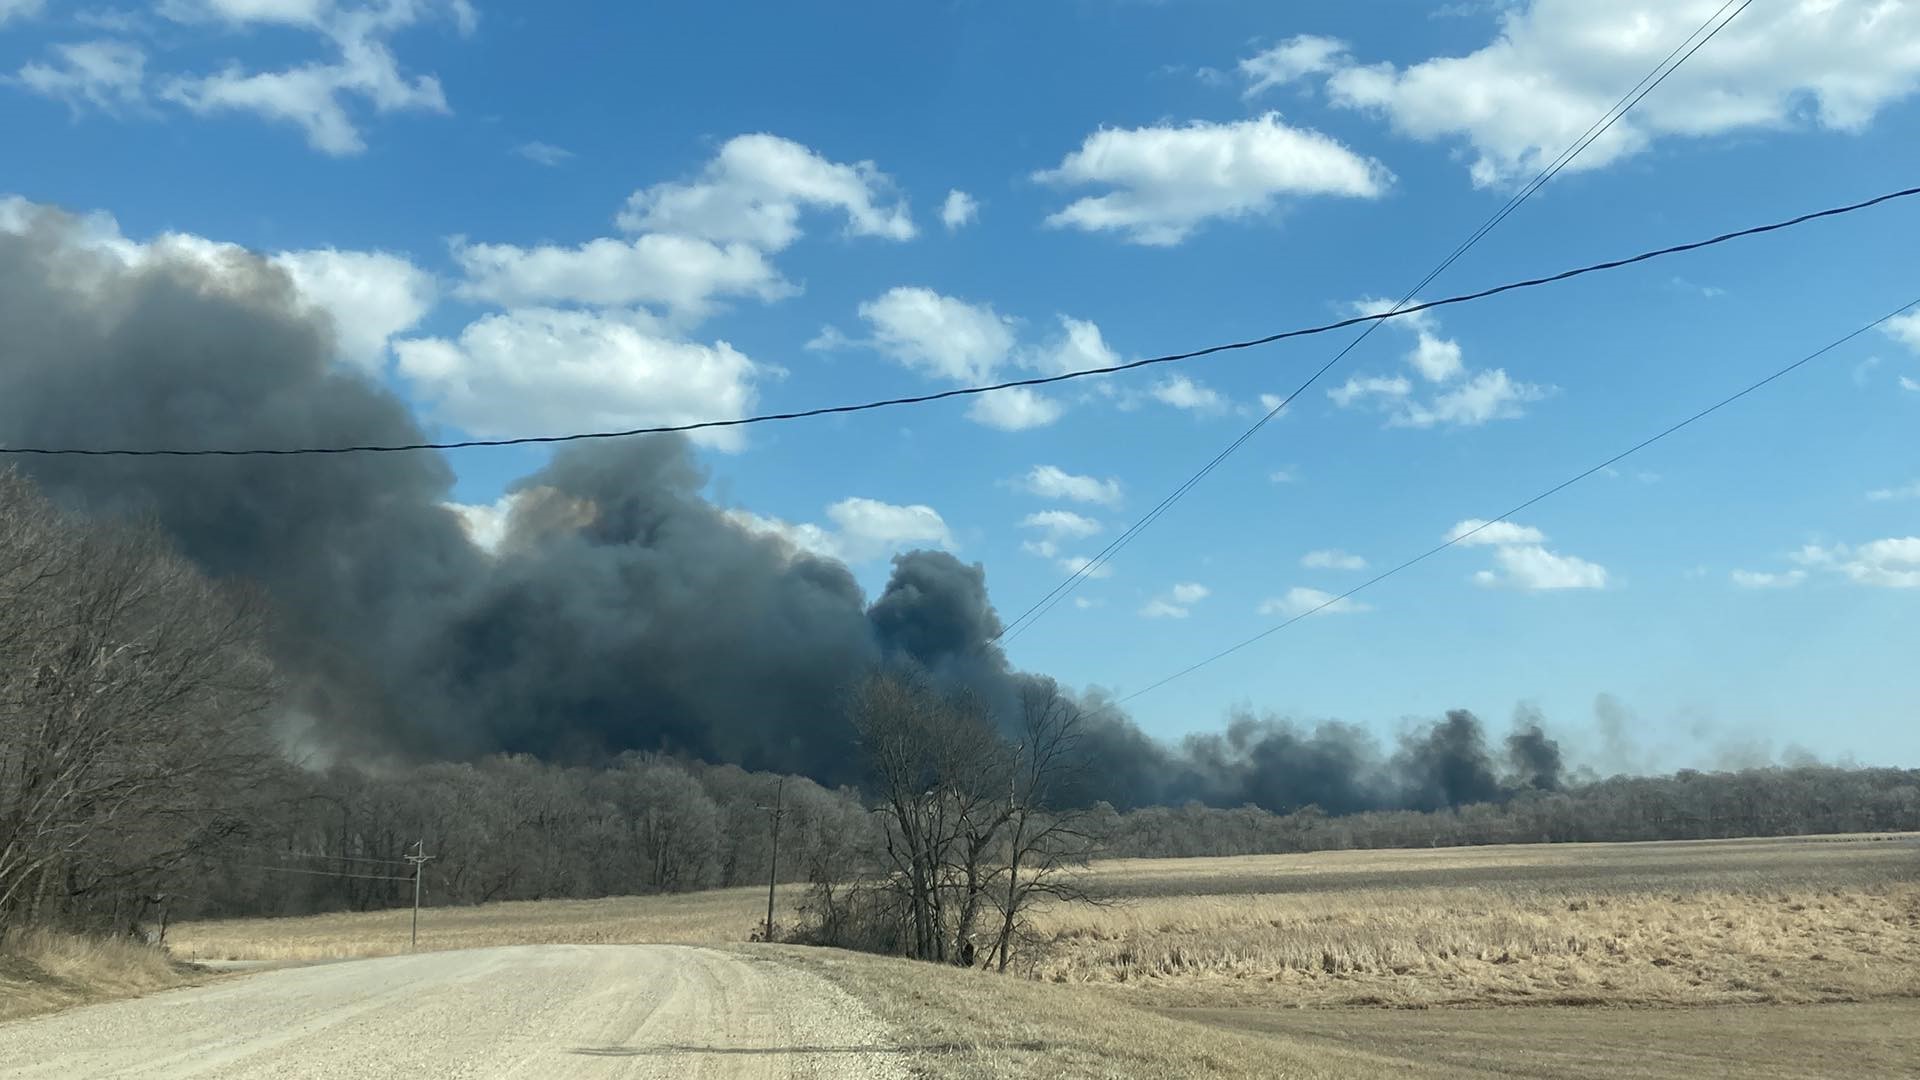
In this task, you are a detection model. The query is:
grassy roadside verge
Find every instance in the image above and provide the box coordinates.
[762,944,1464,1080]
[0,929,208,1023]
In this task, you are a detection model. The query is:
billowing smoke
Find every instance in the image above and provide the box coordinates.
[1080,706,1566,812]
[1,203,1565,810]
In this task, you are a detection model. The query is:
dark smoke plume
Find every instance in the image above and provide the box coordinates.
[1,204,1568,811]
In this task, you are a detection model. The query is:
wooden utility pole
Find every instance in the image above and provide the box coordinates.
[757,777,786,943]
[404,840,434,950]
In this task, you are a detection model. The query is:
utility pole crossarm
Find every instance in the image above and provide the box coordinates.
[404,840,434,950]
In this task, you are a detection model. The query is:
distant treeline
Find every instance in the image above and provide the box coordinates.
[1096,765,1920,859]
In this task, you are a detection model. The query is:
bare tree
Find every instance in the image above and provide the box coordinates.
[0,469,277,934]
[989,679,1105,972]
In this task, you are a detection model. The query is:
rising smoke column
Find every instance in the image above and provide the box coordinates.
[0,201,1572,808]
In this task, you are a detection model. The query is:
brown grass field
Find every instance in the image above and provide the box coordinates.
[0,927,204,1022]
[135,835,1920,1076]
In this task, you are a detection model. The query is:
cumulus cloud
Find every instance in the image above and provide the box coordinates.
[618,133,913,248]
[1017,465,1123,506]
[940,189,978,230]
[966,387,1063,431]
[1249,2,1920,188]
[1035,113,1391,245]
[1793,538,1920,588]
[1020,510,1102,540]
[15,40,147,113]
[1447,519,1548,546]
[1142,582,1209,618]
[393,307,759,451]
[1151,373,1228,412]
[1058,554,1115,580]
[270,248,436,371]
[1731,568,1806,589]
[1474,544,1608,590]
[0,0,45,26]
[1022,315,1119,376]
[1301,549,1367,570]
[450,235,787,321]
[1447,519,1605,590]
[726,497,954,565]
[1331,302,1547,427]
[157,0,471,154]
[857,286,1015,383]
[1258,586,1370,617]
[1239,34,1346,97]
[1886,312,1920,352]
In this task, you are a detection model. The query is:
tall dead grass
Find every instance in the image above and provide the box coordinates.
[170,883,771,963]
[0,928,197,1022]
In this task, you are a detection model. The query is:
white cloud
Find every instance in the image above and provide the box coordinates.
[1017,465,1122,506]
[1059,554,1115,580]
[1885,312,1920,352]
[16,40,146,113]
[1901,376,1920,394]
[451,235,786,321]
[1240,34,1347,97]
[1258,393,1288,413]
[858,286,1015,383]
[1302,549,1367,571]
[445,493,518,555]
[1269,467,1297,484]
[618,133,913,249]
[270,248,436,371]
[940,189,978,231]
[1328,374,1411,406]
[1072,596,1100,610]
[1020,510,1102,540]
[1151,373,1226,412]
[1283,1,1920,188]
[1035,113,1391,245]
[1475,544,1608,590]
[1142,582,1209,618]
[966,387,1063,430]
[0,0,45,26]
[393,307,758,451]
[1447,519,1548,546]
[1258,586,1370,617]
[1408,332,1464,383]
[1334,301,1547,426]
[1023,316,1118,376]
[515,140,573,166]
[726,497,951,564]
[1867,480,1920,502]
[1393,368,1549,428]
[1793,538,1920,588]
[1731,568,1806,589]
[159,2,468,155]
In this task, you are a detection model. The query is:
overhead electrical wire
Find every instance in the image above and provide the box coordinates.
[1118,294,1920,704]
[989,0,1754,645]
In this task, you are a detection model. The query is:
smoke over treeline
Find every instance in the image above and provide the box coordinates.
[2,204,1566,813]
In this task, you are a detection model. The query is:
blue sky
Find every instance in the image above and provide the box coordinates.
[3,0,1917,770]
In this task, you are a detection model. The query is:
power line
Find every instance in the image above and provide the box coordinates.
[991,0,1753,645]
[240,863,415,883]
[267,849,414,867]
[6,199,1914,460]
[1119,294,1920,705]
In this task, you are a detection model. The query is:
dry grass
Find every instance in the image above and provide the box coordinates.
[0,928,202,1022]
[1022,834,1920,1008]
[170,883,772,962]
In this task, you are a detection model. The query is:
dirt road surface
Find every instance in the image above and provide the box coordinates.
[0,944,907,1079]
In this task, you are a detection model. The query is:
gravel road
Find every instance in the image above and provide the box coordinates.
[0,944,907,1079]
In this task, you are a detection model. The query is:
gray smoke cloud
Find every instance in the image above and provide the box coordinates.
[1,203,1570,809]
